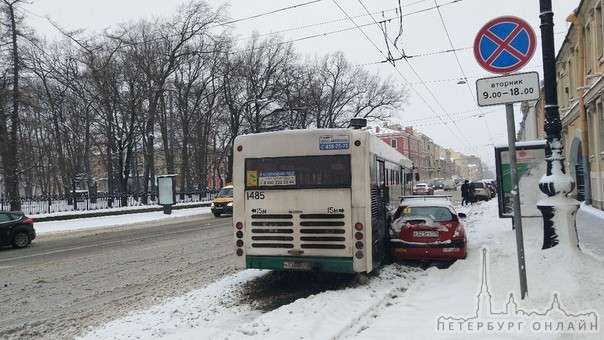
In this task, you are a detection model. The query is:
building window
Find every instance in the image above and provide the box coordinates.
[585,21,594,74]
[569,57,576,100]
[596,4,603,60]
[390,139,397,148]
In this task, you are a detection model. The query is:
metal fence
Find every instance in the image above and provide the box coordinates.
[0,191,214,216]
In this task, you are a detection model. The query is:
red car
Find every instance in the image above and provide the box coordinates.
[412,183,434,195]
[389,196,467,261]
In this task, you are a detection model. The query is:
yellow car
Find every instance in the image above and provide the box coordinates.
[210,185,233,217]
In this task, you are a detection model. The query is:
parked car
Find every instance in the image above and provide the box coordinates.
[470,181,491,201]
[0,211,36,249]
[483,179,497,198]
[443,179,456,191]
[210,185,233,217]
[388,196,467,261]
[412,183,434,195]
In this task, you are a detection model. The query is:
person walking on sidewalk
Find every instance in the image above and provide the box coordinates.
[461,180,470,206]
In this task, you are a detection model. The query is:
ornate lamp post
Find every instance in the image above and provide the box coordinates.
[537,0,580,250]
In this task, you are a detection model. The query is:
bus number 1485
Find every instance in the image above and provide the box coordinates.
[246,191,265,200]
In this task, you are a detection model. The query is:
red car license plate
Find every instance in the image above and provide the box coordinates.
[413,230,439,238]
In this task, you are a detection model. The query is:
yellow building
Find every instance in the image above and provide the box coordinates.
[559,0,604,210]
[521,0,604,210]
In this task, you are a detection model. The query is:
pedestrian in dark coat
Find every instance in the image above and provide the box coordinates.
[461,180,470,205]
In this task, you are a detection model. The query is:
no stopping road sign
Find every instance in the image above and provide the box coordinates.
[474,16,536,74]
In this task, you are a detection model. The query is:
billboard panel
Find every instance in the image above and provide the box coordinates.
[494,141,547,218]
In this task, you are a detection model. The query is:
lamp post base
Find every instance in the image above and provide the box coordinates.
[537,196,580,251]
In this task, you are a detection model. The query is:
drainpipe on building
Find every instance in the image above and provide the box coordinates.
[567,10,592,205]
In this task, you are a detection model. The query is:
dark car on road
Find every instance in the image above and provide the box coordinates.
[0,211,36,249]
[432,179,445,190]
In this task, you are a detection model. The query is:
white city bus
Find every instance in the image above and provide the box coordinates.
[232,124,413,273]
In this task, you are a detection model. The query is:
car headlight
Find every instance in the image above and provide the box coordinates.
[210,202,215,207]
[227,202,233,207]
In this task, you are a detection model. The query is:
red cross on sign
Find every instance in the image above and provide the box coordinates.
[474,16,536,74]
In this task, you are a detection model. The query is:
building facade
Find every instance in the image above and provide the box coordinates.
[369,123,484,183]
[519,0,604,210]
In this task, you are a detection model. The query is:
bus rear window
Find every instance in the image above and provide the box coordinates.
[245,155,351,189]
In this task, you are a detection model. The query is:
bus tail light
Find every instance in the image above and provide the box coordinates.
[354,221,364,257]
[354,222,364,242]
[235,221,244,256]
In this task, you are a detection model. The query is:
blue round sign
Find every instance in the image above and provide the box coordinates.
[473,16,536,74]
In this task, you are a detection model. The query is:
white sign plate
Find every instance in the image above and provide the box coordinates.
[476,72,540,106]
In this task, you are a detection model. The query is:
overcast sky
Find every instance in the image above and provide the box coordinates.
[22,0,579,170]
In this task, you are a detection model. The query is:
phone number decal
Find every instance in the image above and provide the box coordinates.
[319,135,350,150]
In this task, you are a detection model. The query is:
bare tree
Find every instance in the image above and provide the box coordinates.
[0,0,31,210]
[221,33,297,181]
[238,33,296,133]
[26,42,88,198]
[304,51,408,128]
[171,36,226,194]
[110,0,226,203]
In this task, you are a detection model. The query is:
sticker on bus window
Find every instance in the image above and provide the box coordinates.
[319,135,350,150]
[403,207,412,215]
[247,170,258,187]
[258,171,296,186]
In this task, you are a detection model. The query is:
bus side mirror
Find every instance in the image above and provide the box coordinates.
[415,173,420,181]
[405,173,413,182]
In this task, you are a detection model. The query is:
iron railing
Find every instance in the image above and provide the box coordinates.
[0,191,215,215]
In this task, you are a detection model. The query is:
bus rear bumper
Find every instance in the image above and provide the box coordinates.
[245,255,354,273]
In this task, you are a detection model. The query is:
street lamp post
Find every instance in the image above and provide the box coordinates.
[537,0,580,250]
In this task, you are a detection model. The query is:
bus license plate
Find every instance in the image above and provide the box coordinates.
[283,262,313,270]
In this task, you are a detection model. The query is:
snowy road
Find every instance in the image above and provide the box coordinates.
[0,215,234,339]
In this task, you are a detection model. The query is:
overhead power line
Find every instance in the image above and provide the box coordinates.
[220,0,324,26]
[331,0,387,60]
